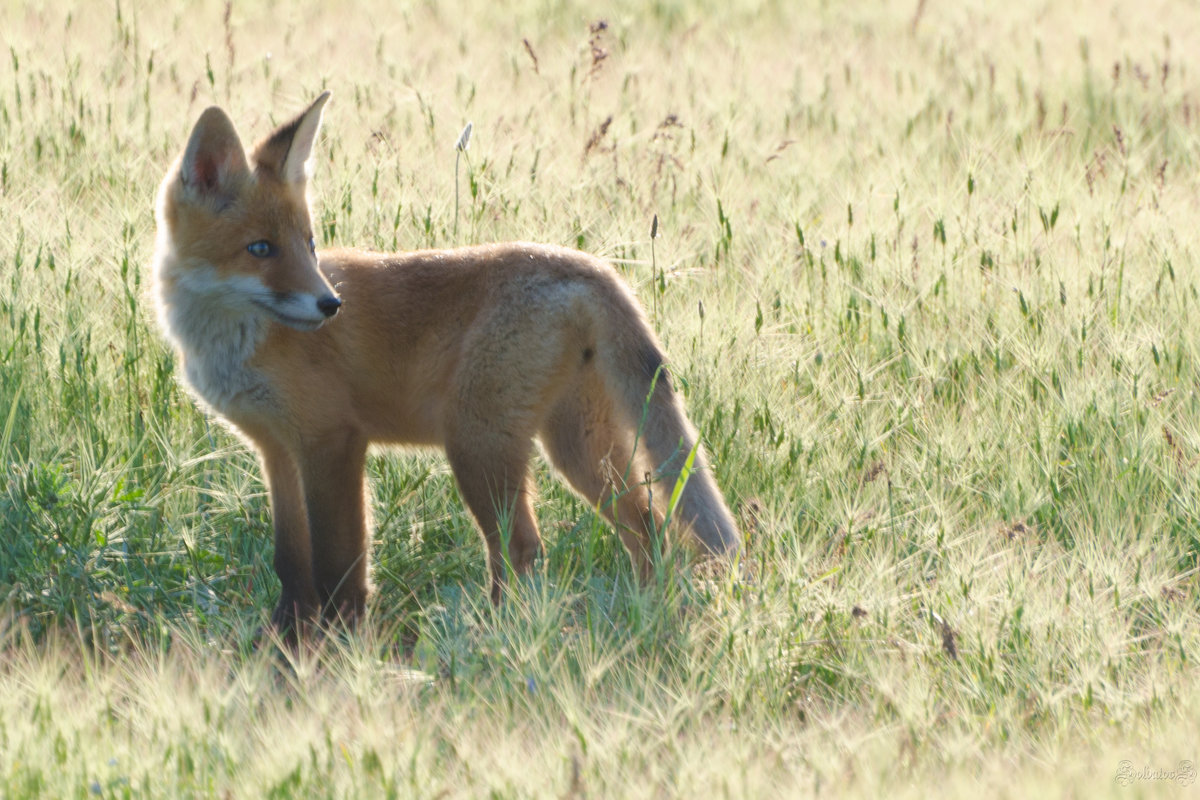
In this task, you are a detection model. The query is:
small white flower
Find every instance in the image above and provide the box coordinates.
[455,122,473,152]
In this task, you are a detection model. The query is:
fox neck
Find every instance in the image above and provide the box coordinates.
[155,261,270,414]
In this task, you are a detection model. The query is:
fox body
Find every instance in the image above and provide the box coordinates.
[153,93,740,632]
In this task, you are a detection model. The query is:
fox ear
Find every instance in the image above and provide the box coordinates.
[251,91,330,184]
[179,106,249,205]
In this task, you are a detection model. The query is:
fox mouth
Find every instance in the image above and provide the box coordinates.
[251,299,327,331]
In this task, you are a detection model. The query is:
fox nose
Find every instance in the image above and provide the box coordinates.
[317,295,342,318]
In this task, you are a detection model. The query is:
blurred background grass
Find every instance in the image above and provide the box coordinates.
[1,0,1198,796]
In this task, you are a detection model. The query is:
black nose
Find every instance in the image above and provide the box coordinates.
[317,295,342,318]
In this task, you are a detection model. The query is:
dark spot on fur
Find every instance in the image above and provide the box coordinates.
[641,345,672,390]
[582,347,594,363]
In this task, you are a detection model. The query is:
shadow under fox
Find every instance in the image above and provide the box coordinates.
[152,92,740,634]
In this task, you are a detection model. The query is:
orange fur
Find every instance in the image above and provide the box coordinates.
[152,94,740,635]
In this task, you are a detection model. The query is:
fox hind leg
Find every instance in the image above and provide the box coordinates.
[446,434,542,602]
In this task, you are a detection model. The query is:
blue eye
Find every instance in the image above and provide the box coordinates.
[247,240,274,258]
[308,237,317,255]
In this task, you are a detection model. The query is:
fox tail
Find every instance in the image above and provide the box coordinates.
[596,292,741,559]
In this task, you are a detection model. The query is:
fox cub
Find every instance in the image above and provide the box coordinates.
[152,92,740,634]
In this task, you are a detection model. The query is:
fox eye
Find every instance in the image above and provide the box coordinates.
[247,240,274,258]
[308,237,317,255]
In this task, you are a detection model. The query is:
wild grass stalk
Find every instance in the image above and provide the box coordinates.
[0,0,1197,796]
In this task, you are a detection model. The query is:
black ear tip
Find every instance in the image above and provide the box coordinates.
[194,105,234,128]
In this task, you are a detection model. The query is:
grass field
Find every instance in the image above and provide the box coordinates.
[2,0,1199,796]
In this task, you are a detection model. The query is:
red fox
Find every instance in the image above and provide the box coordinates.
[152,92,740,634]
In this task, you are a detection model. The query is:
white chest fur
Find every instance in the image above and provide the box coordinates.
[177,312,269,414]
[155,265,272,415]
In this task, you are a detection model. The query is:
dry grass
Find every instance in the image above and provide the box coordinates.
[2,0,1199,796]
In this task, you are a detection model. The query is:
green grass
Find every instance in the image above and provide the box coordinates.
[2,0,1199,796]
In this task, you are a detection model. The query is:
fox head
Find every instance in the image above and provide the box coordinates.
[154,92,341,331]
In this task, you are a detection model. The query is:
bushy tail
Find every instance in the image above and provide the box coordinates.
[598,303,740,559]
[638,362,740,557]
